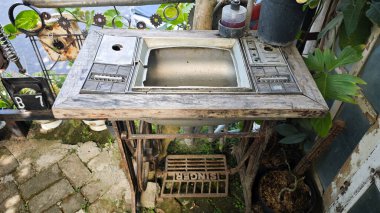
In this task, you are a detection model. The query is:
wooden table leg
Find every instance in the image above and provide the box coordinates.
[233,121,275,213]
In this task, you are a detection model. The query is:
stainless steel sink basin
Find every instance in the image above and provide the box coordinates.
[145,47,237,87]
[66,31,320,127]
[132,37,252,93]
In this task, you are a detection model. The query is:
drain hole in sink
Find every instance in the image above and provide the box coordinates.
[112,44,123,51]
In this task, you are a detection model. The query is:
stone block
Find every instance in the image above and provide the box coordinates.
[58,154,91,188]
[0,181,19,205]
[44,205,62,213]
[28,179,74,213]
[76,142,100,163]
[0,147,18,177]
[20,164,62,200]
[140,182,159,208]
[61,193,86,213]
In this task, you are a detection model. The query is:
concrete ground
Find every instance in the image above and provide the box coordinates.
[0,139,133,213]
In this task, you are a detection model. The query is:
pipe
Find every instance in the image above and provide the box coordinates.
[23,0,194,8]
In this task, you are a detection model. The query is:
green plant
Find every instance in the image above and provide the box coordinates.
[57,8,95,30]
[4,7,125,40]
[319,0,380,48]
[276,46,365,141]
[297,0,321,10]
[0,82,14,109]
[156,3,194,30]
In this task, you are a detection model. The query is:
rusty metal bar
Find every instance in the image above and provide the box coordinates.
[129,132,257,140]
[23,0,194,8]
[0,109,54,121]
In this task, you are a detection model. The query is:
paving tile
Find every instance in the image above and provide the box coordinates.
[43,205,62,213]
[58,154,92,188]
[0,194,24,213]
[0,181,19,204]
[60,193,86,213]
[81,179,111,204]
[20,164,63,200]
[35,147,70,172]
[76,142,101,163]
[28,179,74,213]
[88,198,128,213]
[13,158,36,184]
[0,147,19,177]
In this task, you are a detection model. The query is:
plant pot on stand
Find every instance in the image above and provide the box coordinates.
[258,0,307,46]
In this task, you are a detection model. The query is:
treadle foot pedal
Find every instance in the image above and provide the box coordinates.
[161,155,228,198]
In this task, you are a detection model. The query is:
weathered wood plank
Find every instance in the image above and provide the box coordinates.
[283,46,327,109]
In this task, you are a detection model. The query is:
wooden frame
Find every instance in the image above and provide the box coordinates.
[321,26,380,210]
[324,118,380,212]
[52,30,328,120]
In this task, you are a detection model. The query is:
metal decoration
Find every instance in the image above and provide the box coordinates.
[8,3,46,36]
[52,39,65,50]
[1,77,55,110]
[57,16,71,30]
[111,15,131,29]
[39,14,84,61]
[149,14,163,28]
[41,12,51,20]
[93,13,107,27]
[0,24,26,74]
[81,29,89,38]
[163,4,180,21]
[136,21,146,29]
[161,155,229,198]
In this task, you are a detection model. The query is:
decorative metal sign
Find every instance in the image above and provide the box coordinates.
[161,155,228,198]
[1,77,55,110]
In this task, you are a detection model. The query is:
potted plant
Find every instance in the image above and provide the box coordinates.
[257,0,318,46]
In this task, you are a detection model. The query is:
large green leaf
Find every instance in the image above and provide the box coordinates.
[85,10,95,30]
[332,46,363,70]
[103,9,123,28]
[366,2,380,25]
[278,133,308,144]
[15,10,39,30]
[318,13,343,40]
[309,112,332,137]
[3,24,19,40]
[339,15,372,48]
[304,49,325,73]
[157,3,194,28]
[305,46,363,73]
[275,123,299,136]
[314,72,366,103]
[342,0,367,36]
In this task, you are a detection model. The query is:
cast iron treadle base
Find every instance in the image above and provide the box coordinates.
[161,155,228,198]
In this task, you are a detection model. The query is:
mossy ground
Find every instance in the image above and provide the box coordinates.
[28,120,114,146]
